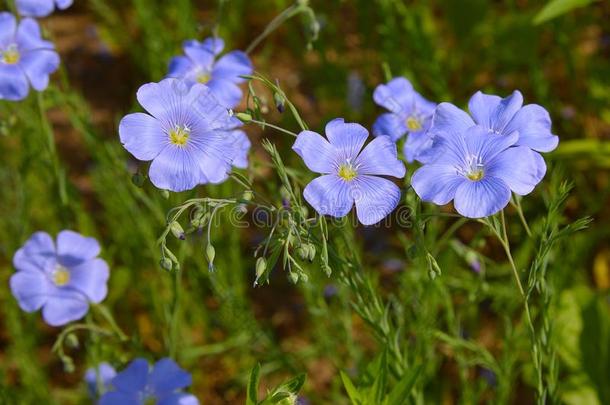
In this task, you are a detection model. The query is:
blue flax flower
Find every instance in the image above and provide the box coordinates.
[86,363,117,398]
[0,13,59,100]
[15,0,73,17]
[119,79,242,192]
[229,129,251,169]
[167,37,252,108]
[293,118,406,225]
[372,77,436,163]
[429,90,558,179]
[10,231,110,326]
[412,125,543,218]
[100,358,199,405]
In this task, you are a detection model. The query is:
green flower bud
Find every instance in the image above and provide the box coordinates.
[170,221,185,240]
[131,172,145,187]
[256,257,267,279]
[160,189,170,199]
[242,190,254,201]
[160,258,173,272]
[288,271,299,284]
[297,246,308,261]
[235,112,252,122]
[65,333,79,348]
[206,244,216,264]
[307,244,316,261]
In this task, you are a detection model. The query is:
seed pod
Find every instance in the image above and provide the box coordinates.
[297,245,308,261]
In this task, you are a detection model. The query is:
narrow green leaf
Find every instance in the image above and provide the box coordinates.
[533,0,595,25]
[247,363,261,405]
[340,371,361,404]
[387,365,423,405]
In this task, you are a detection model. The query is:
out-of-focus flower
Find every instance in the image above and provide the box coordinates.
[347,71,365,113]
[372,77,436,162]
[85,363,116,398]
[167,37,252,108]
[100,358,199,405]
[15,0,73,17]
[293,118,406,225]
[412,125,543,218]
[10,231,110,326]
[119,79,242,192]
[0,13,59,100]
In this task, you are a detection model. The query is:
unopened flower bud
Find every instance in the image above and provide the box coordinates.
[235,112,252,122]
[307,244,316,261]
[160,189,170,199]
[256,257,267,279]
[169,221,185,240]
[273,91,286,113]
[65,333,79,348]
[131,173,145,187]
[206,244,216,264]
[297,246,309,261]
[160,258,173,272]
[288,271,299,284]
[242,190,254,201]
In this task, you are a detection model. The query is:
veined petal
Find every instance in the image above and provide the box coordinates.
[136,79,186,120]
[110,358,149,393]
[453,176,511,218]
[372,112,407,142]
[148,145,208,192]
[20,49,59,91]
[469,90,523,133]
[0,64,29,100]
[119,113,167,161]
[373,77,414,114]
[228,130,251,169]
[464,125,518,163]
[42,289,89,326]
[0,12,16,45]
[206,78,242,108]
[504,104,559,152]
[404,131,433,163]
[325,118,368,159]
[68,258,109,303]
[412,164,465,205]
[487,146,543,195]
[10,270,50,311]
[149,358,192,396]
[355,136,405,178]
[56,230,101,266]
[212,50,252,83]
[352,175,401,226]
[292,130,337,174]
[430,102,475,140]
[303,175,354,218]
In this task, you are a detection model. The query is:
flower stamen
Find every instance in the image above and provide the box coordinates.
[169,125,191,146]
[52,265,70,286]
[338,163,358,181]
[196,72,211,84]
[2,44,20,65]
[406,116,422,131]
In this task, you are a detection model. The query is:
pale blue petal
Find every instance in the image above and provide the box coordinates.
[469,90,523,133]
[86,363,117,397]
[430,102,475,140]
[42,290,89,326]
[167,56,194,79]
[373,77,414,114]
[404,131,433,163]
[10,270,50,311]
[355,136,405,178]
[303,175,354,218]
[68,258,109,303]
[292,130,337,174]
[99,391,140,405]
[212,50,252,83]
[119,113,167,161]
[504,104,559,152]
[463,125,518,163]
[149,358,192,396]
[136,79,186,120]
[201,37,224,55]
[372,113,407,142]
[0,13,16,45]
[15,0,54,18]
[111,358,149,393]
[0,64,29,100]
[159,393,199,405]
[186,83,237,129]
[16,18,53,50]
[325,118,368,159]
[206,78,242,108]
[411,164,465,205]
[12,231,55,272]
[453,176,511,218]
[352,175,401,226]
[228,130,250,169]
[55,0,73,10]
[20,49,59,91]
[183,42,214,69]
[413,92,437,116]
[56,230,101,266]
[487,146,542,195]
[532,150,547,184]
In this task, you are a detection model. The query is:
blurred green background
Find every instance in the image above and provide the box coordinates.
[0,0,609,404]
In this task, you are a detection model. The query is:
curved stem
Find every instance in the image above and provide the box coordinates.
[247,118,299,138]
[245,2,307,54]
[512,196,532,237]
[93,304,128,341]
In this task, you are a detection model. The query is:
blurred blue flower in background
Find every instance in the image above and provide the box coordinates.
[85,362,116,398]
[412,125,543,218]
[372,77,436,162]
[100,358,198,405]
[15,0,73,17]
[0,13,59,100]
[10,230,110,326]
[293,118,405,225]
[119,79,243,192]
[167,37,252,108]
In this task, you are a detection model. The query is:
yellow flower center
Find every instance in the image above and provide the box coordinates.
[406,116,422,131]
[338,163,358,181]
[169,125,190,146]
[466,169,484,181]
[197,72,211,84]
[2,45,20,65]
[52,266,71,286]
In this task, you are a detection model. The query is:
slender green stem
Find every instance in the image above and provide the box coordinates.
[93,304,128,341]
[37,92,68,206]
[169,263,183,358]
[245,2,307,54]
[248,118,299,137]
[512,196,532,237]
